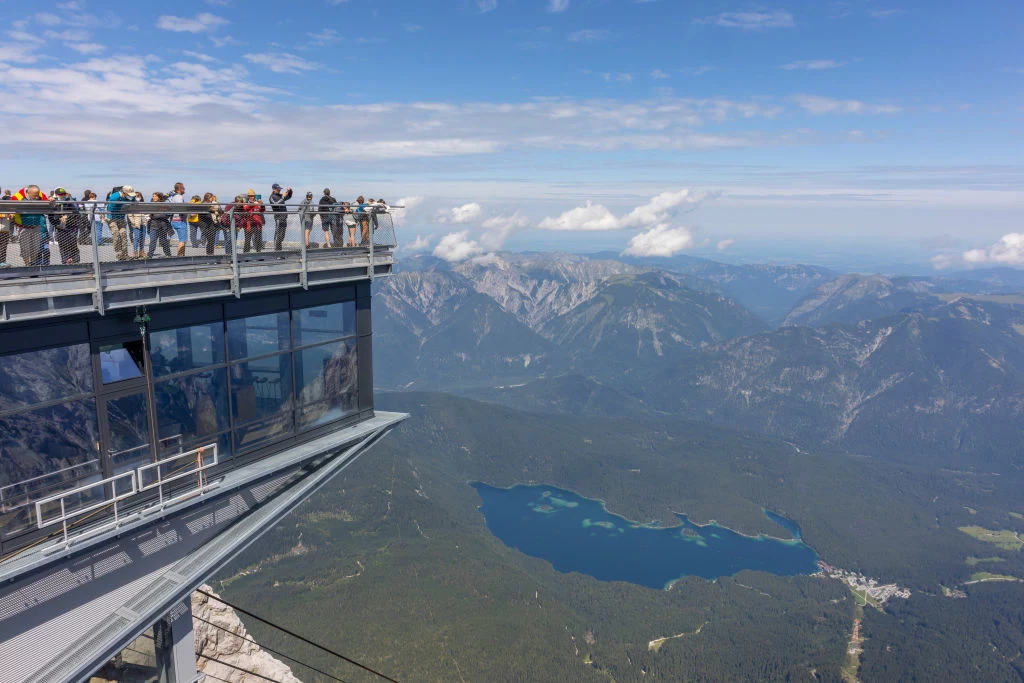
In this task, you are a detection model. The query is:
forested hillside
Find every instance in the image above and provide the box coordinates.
[218,394,1024,682]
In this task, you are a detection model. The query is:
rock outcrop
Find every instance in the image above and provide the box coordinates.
[192,585,302,683]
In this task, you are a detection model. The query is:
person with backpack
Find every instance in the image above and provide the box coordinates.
[318,188,336,249]
[13,185,53,266]
[106,184,134,261]
[49,188,82,264]
[146,192,172,259]
[298,191,315,248]
[268,183,293,251]
[198,192,223,256]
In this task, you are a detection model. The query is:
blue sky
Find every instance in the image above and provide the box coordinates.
[0,0,1021,269]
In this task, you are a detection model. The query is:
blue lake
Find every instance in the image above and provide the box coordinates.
[472,483,819,589]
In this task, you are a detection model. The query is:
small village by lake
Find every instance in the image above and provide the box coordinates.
[472,483,819,589]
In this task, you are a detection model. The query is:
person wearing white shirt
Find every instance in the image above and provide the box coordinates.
[167,182,188,256]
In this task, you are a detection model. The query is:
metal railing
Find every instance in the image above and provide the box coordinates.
[32,442,220,552]
[35,470,138,553]
[0,200,398,266]
[0,200,399,320]
[0,459,101,514]
[137,443,218,514]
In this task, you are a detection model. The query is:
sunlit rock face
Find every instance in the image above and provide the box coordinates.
[192,585,302,683]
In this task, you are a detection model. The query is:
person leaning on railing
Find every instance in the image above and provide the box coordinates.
[318,188,337,248]
[241,190,266,253]
[198,193,224,256]
[13,185,53,266]
[128,191,147,260]
[146,192,172,260]
[298,191,316,248]
[49,188,83,265]
[106,184,135,261]
[0,191,12,268]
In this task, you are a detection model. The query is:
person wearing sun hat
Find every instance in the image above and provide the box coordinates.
[241,189,265,253]
[49,187,83,264]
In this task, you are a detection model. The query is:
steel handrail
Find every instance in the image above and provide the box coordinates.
[0,459,100,511]
[137,442,219,515]
[34,470,138,551]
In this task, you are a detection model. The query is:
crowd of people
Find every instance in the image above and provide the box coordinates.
[0,183,390,267]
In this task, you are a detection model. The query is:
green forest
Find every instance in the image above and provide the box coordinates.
[216,393,1024,681]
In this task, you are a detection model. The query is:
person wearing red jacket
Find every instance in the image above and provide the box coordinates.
[241,189,265,254]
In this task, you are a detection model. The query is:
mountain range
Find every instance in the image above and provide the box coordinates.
[376,252,1024,473]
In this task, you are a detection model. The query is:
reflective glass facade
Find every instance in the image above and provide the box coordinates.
[0,284,372,553]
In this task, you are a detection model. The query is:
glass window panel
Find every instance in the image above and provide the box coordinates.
[104,392,154,475]
[0,399,101,537]
[230,355,293,426]
[227,312,290,360]
[295,339,357,406]
[301,398,358,429]
[0,343,93,410]
[234,412,294,454]
[150,323,225,378]
[154,369,229,452]
[99,341,145,384]
[293,301,356,347]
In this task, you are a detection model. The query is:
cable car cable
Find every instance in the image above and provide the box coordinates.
[195,588,400,683]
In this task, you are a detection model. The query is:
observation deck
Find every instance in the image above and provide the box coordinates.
[0,200,398,324]
[0,199,408,681]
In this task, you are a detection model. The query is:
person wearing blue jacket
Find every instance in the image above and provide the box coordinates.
[106,184,135,261]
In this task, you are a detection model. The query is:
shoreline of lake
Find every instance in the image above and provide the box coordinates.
[472,482,819,589]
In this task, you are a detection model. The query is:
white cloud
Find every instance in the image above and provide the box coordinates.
[392,196,425,227]
[698,11,794,29]
[962,234,1024,266]
[620,188,711,227]
[650,69,669,79]
[548,0,570,12]
[569,29,608,42]
[963,248,988,264]
[437,202,483,224]
[478,0,498,12]
[539,201,620,231]
[434,231,486,262]
[480,212,530,250]
[717,238,735,251]
[307,29,338,46]
[405,234,432,252]
[156,13,229,33]
[931,254,954,270]
[780,59,847,71]
[69,43,105,55]
[793,94,901,115]
[0,42,43,64]
[183,50,218,63]
[35,13,62,26]
[481,212,531,232]
[44,28,90,42]
[623,225,696,256]
[243,52,321,74]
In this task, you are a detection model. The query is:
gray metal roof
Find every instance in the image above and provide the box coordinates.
[0,411,407,683]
